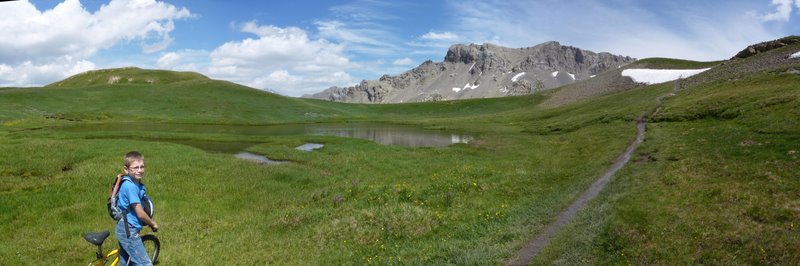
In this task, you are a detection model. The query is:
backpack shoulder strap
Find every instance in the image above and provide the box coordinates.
[110,175,134,205]
[110,174,123,199]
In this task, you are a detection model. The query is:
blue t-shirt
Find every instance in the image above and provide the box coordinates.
[118,176,147,231]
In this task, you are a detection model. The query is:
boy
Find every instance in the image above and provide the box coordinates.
[116,151,160,266]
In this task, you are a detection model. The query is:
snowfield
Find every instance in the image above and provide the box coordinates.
[621,68,711,84]
[511,72,525,82]
[790,51,800,59]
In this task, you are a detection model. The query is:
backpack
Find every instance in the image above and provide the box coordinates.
[107,174,154,221]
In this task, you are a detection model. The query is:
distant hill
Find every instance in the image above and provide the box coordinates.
[1,67,538,126]
[304,41,635,103]
[2,67,362,125]
[47,67,210,87]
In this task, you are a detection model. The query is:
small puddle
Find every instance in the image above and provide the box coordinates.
[234,152,287,165]
[296,143,324,151]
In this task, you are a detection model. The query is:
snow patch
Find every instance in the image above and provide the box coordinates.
[551,71,559,77]
[511,72,526,82]
[590,75,596,78]
[567,72,575,80]
[621,68,711,84]
[790,51,800,59]
[454,82,479,92]
[468,62,475,72]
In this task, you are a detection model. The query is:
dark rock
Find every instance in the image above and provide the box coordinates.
[732,36,800,59]
[507,79,533,96]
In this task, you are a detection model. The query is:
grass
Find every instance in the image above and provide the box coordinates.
[0,67,645,264]
[0,73,538,129]
[628,57,723,69]
[1,48,799,264]
[0,119,635,264]
[534,70,800,264]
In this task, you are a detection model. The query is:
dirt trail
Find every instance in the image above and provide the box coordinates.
[508,81,678,265]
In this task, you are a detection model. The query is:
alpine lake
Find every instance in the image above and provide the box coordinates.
[44,122,474,163]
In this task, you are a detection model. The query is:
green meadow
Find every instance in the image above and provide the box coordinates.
[535,70,800,264]
[1,44,799,264]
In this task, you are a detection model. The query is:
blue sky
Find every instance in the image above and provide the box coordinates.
[1,0,798,96]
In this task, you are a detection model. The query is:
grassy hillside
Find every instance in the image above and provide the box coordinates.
[626,57,723,69]
[1,38,799,264]
[541,57,721,107]
[2,78,352,126]
[48,67,211,87]
[534,43,800,264]
[1,68,539,129]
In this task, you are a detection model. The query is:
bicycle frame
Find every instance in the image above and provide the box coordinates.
[85,230,159,266]
[88,244,122,266]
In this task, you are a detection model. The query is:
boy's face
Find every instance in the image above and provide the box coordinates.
[125,159,145,180]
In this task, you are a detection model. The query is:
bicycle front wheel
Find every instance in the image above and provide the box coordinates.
[141,234,160,264]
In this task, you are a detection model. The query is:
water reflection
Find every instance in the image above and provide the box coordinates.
[51,122,473,147]
[234,152,286,165]
[308,125,472,147]
[296,143,324,151]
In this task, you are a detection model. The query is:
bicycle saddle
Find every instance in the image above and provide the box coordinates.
[84,231,110,246]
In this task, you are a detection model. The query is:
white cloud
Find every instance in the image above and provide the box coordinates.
[316,21,381,46]
[443,0,785,61]
[141,22,175,53]
[762,0,800,21]
[393,58,413,65]
[421,31,458,40]
[0,56,95,87]
[157,52,182,69]
[0,0,192,87]
[266,70,299,83]
[208,21,356,96]
[329,0,401,22]
[411,31,462,51]
[315,20,400,56]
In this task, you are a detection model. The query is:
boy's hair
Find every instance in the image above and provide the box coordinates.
[124,151,144,168]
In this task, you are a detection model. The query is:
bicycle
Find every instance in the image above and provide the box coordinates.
[83,230,160,266]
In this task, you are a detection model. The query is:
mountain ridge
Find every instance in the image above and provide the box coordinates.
[304,41,635,103]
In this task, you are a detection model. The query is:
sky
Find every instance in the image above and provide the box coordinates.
[0,0,798,96]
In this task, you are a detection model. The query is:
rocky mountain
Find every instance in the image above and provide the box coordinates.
[304,41,635,103]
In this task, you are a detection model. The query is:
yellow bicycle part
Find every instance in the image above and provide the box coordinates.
[87,248,120,266]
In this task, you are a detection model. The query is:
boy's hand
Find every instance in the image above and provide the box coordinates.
[151,222,160,232]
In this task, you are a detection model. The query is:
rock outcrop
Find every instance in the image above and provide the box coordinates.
[732,36,800,59]
[305,41,635,103]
